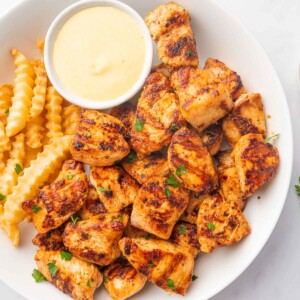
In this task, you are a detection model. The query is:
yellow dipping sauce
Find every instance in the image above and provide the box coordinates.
[53,7,146,101]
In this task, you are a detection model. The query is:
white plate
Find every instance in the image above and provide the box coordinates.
[0,0,293,299]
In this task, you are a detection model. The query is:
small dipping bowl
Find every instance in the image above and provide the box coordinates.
[44,0,153,110]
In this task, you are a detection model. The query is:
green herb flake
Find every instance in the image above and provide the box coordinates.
[156,117,161,122]
[295,181,300,196]
[178,224,187,235]
[67,174,73,180]
[70,215,80,224]
[47,262,58,277]
[14,163,23,175]
[207,222,215,231]
[176,165,187,176]
[0,193,5,201]
[98,187,111,192]
[165,187,171,198]
[145,234,152,240]
[4,108,9,114]
[134,118,144,132]
[192,275,198,281]
[86,132,91,138]
[166,175,180,188]
[105,155,110,159]
[186,50,195,57]
[103,274,108,283]
[170,124,179,131]
[32,269,46,283]
[99,143,105,150]
[60,251,73,261]
[148,261,155,268]
[125,151,137,163]
[91,278,95,282]
[119,215,124,221]
[264,133,279,143]
[86,280,91,287]
[32,206,41,214]
[167,278,175,291]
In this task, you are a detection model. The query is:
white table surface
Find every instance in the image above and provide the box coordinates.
[0,0,299,299]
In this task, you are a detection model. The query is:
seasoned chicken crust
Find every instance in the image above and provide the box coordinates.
[119,237,194,295]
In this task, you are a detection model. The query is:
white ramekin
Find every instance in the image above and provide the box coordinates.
[44,0,153,110]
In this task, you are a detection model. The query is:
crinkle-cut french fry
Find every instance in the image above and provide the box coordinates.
[0,120,11,170]
[45,86,63,142]
[36,39,44,56]
[62,105,81,135]
[25,114,44,149]
[0,135,72,246]
[0,84,13,124]
[29,59,47,119]
[0,133,25,201]
[24,145,42,169]
[6,49,35,137]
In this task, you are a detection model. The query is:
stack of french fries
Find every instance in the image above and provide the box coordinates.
[0,41,80,246]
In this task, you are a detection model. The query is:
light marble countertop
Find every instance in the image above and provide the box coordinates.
[0,0,299,299]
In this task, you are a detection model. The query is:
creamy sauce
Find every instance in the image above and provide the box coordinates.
[53,7,146,101]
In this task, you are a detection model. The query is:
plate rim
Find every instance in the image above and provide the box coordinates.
[0,0,294,299]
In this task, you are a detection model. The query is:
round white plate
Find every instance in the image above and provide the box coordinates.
[0,0,293,299]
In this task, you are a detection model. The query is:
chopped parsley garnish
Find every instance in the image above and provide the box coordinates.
[165,187,171,198]
[99,143,105,150]
[32,269,46,282]
[134,118,144,132]
[156,117,161,122]
[70,215,80,224]
[192,275,198,281]
[14,163,23,175]
[125,151,137,163]
[98,187,111,192]
[176,165,187,176]
[60,251,73,261]
[178,224,187,235]
[86,280,91,287]
[32,206,41,214]
[166,175,180,188]
[4,108,9,114]
[186,50,195,57]
[207,222,215,231]
[170,124,179,131]
[119,215,124,221]
[86,132,91,138]
[103,274,108,283]
[167,279,175,290]
[47,262,57,277]
[264,133,279,143]
[67,174,73,180]
[105,155,110,159]
[148,261,155,268]
[295,177,300,196]
[0,193,5,201]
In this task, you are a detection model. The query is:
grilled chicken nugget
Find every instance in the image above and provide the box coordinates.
[222,93,267,148]
[71,109,130,166]
[103,258,147,300]
[200,123,223,156]
[63,212,128,266]
[168,127,218,194]
[23,160,88,233]
[35,250,102,300]
[204,58,246,101]
[197,189,251,253]
[131,176,190,239]
[119,237,194,296]
[90,165,139,212]
[232,133,279,198]
[171,67,233,132]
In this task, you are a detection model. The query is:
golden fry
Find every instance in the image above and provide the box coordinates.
[29,59,47,119]
[45,86,63,142]
[25,114,44,149]
[1,135,72,246]
[6,49,35,137]
[0,84,13,123]
[62,105,80,135]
